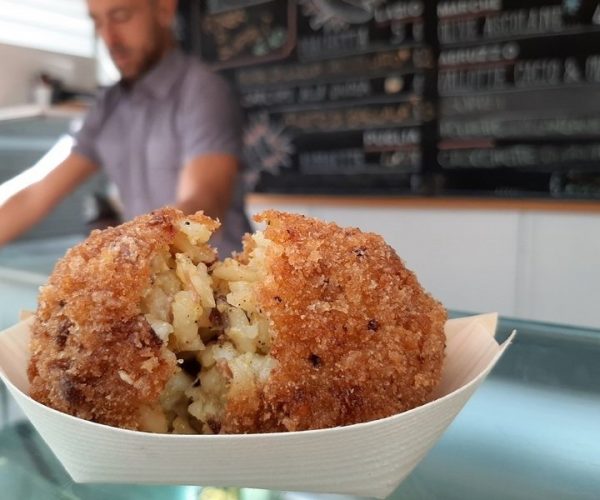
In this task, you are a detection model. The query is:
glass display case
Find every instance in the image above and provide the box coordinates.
[1,255,598,500]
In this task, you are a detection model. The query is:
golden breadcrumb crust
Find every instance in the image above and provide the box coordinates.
[28,208,218,429]
[28,207,445,434]
[223,211,447,433]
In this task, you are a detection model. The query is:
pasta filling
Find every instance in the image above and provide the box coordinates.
[138,219,274,434]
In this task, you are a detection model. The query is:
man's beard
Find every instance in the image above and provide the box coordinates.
[117,27,169,82]
[132,46,164,80]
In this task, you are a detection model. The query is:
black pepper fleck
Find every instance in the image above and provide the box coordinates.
[367,319,379,332]
[60,377,85,405]
[353,247,367,257]
[55,319,72,348]
[308,353,322,367]
[207,419,222,434]
[55,333,68,348]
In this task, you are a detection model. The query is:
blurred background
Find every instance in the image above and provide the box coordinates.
[0,2,599,500]
[1,0,598,329]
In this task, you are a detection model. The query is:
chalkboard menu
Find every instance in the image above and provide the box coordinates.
[187,0,600,198]
[437,0,600,198]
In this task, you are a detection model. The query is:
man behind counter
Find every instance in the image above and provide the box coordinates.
[0,0,251,256]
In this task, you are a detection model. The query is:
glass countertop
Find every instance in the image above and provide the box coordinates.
[0,234,84,276]
[0,237,599,499]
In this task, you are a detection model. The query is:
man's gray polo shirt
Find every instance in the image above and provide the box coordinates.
[72,48,251,257]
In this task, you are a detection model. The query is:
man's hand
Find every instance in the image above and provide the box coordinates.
[175,153,239,221]
[0,151,98,246]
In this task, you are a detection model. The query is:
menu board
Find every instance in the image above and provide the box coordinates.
[190,0,600,198]
[194,0,437,194]
[437,0,600,197]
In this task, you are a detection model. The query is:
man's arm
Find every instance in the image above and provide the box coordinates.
[175,153,239,221]
[0,152,98,245]
[176,63,245,222]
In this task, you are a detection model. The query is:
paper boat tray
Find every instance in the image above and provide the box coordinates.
[0,313,514,498]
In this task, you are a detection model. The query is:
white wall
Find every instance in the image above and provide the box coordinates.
[0,43,96,107]
[247,199,600,330]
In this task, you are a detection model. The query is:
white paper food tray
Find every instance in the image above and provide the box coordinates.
[0,313,515,498]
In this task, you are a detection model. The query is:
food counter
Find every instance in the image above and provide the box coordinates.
[0,235,598,499]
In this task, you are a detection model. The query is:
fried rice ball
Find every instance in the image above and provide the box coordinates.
[28,208,219,431]
[28,208,446,433]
